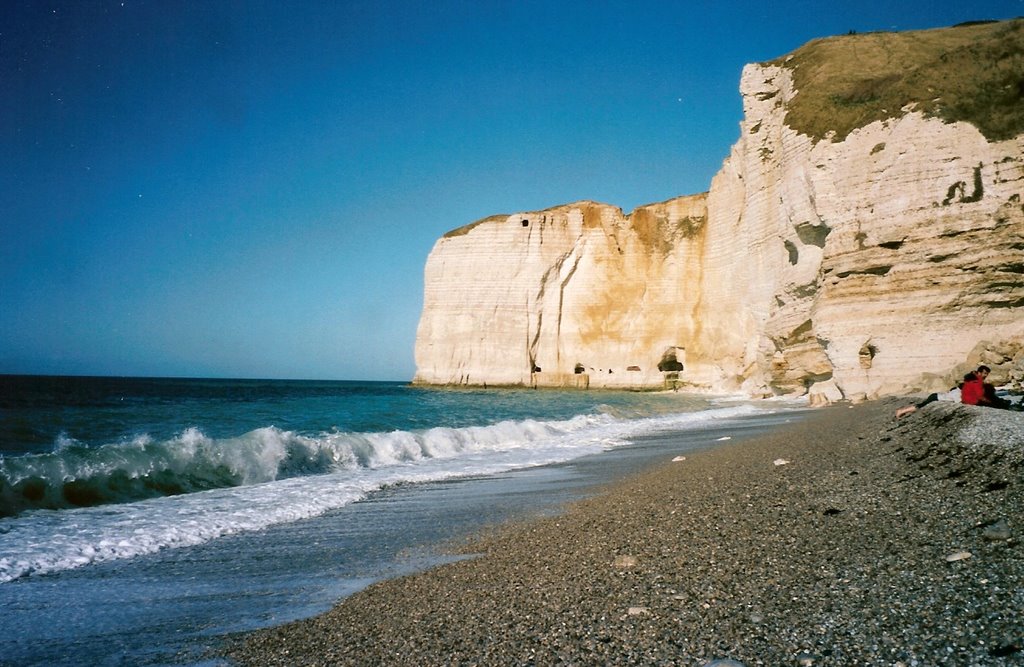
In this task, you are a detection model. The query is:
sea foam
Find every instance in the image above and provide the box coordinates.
[0,404,766,582]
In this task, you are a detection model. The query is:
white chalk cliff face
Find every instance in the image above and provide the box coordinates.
[414,197,709,390]
[414,66,1024,400]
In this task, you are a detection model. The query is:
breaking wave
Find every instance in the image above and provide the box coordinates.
[0,404,775,583]
[0,416,605,518]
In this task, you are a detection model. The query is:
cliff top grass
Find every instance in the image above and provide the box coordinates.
[772,18,1024,142]
[442,202,611,239]
[443,214,508,238]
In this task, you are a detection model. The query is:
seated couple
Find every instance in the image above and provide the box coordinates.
[961,365,1013,409]
[896,365,1016,418]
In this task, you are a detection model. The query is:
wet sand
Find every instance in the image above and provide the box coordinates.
[226,399,1023,666]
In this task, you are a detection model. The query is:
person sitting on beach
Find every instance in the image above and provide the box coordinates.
[963,365,1013,409]
[899,366,1018,417]
[960,368,986,406]
[961,365,1015,409]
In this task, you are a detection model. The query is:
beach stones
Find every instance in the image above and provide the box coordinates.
[795,651,819,665]
[945,550,973,562]
[227,399,1024,667]
[982,518,1012,541]
[613,555,638,569]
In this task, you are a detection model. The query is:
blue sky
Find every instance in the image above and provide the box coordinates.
[2,1,1022,381]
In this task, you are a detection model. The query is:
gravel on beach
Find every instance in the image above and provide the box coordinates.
[226,400,1023,666]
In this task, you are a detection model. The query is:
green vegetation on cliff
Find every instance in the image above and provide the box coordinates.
[774,18,1024,142]
[443,214,508,238]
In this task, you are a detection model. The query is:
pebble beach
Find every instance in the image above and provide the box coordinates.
[226,399,1023,666]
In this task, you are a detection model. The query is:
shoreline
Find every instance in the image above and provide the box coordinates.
[226,400,1023,666]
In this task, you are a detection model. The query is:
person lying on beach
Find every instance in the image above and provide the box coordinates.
[895,393,940,418]
[895,376,968,418]
[897,366,1021,417]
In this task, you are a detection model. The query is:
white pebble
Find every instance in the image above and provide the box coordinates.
[613,555,638,568]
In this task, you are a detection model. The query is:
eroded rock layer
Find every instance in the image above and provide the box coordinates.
[414,22,1024,399]
[414,196,709,390]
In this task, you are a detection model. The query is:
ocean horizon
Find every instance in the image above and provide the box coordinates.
[0,375,808,665]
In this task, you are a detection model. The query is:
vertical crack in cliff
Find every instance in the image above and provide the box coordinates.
[528,243,584,374]
[526,291,541,375]
[555,250,584,367]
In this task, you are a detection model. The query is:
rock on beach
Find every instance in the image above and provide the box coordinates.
[226,401,1023,666]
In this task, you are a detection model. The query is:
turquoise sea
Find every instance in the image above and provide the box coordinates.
[0,376,806,665]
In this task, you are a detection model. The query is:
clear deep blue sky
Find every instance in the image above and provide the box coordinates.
[3,1,1022,381]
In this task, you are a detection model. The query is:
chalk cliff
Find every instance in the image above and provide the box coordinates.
[414,20,1024,400]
